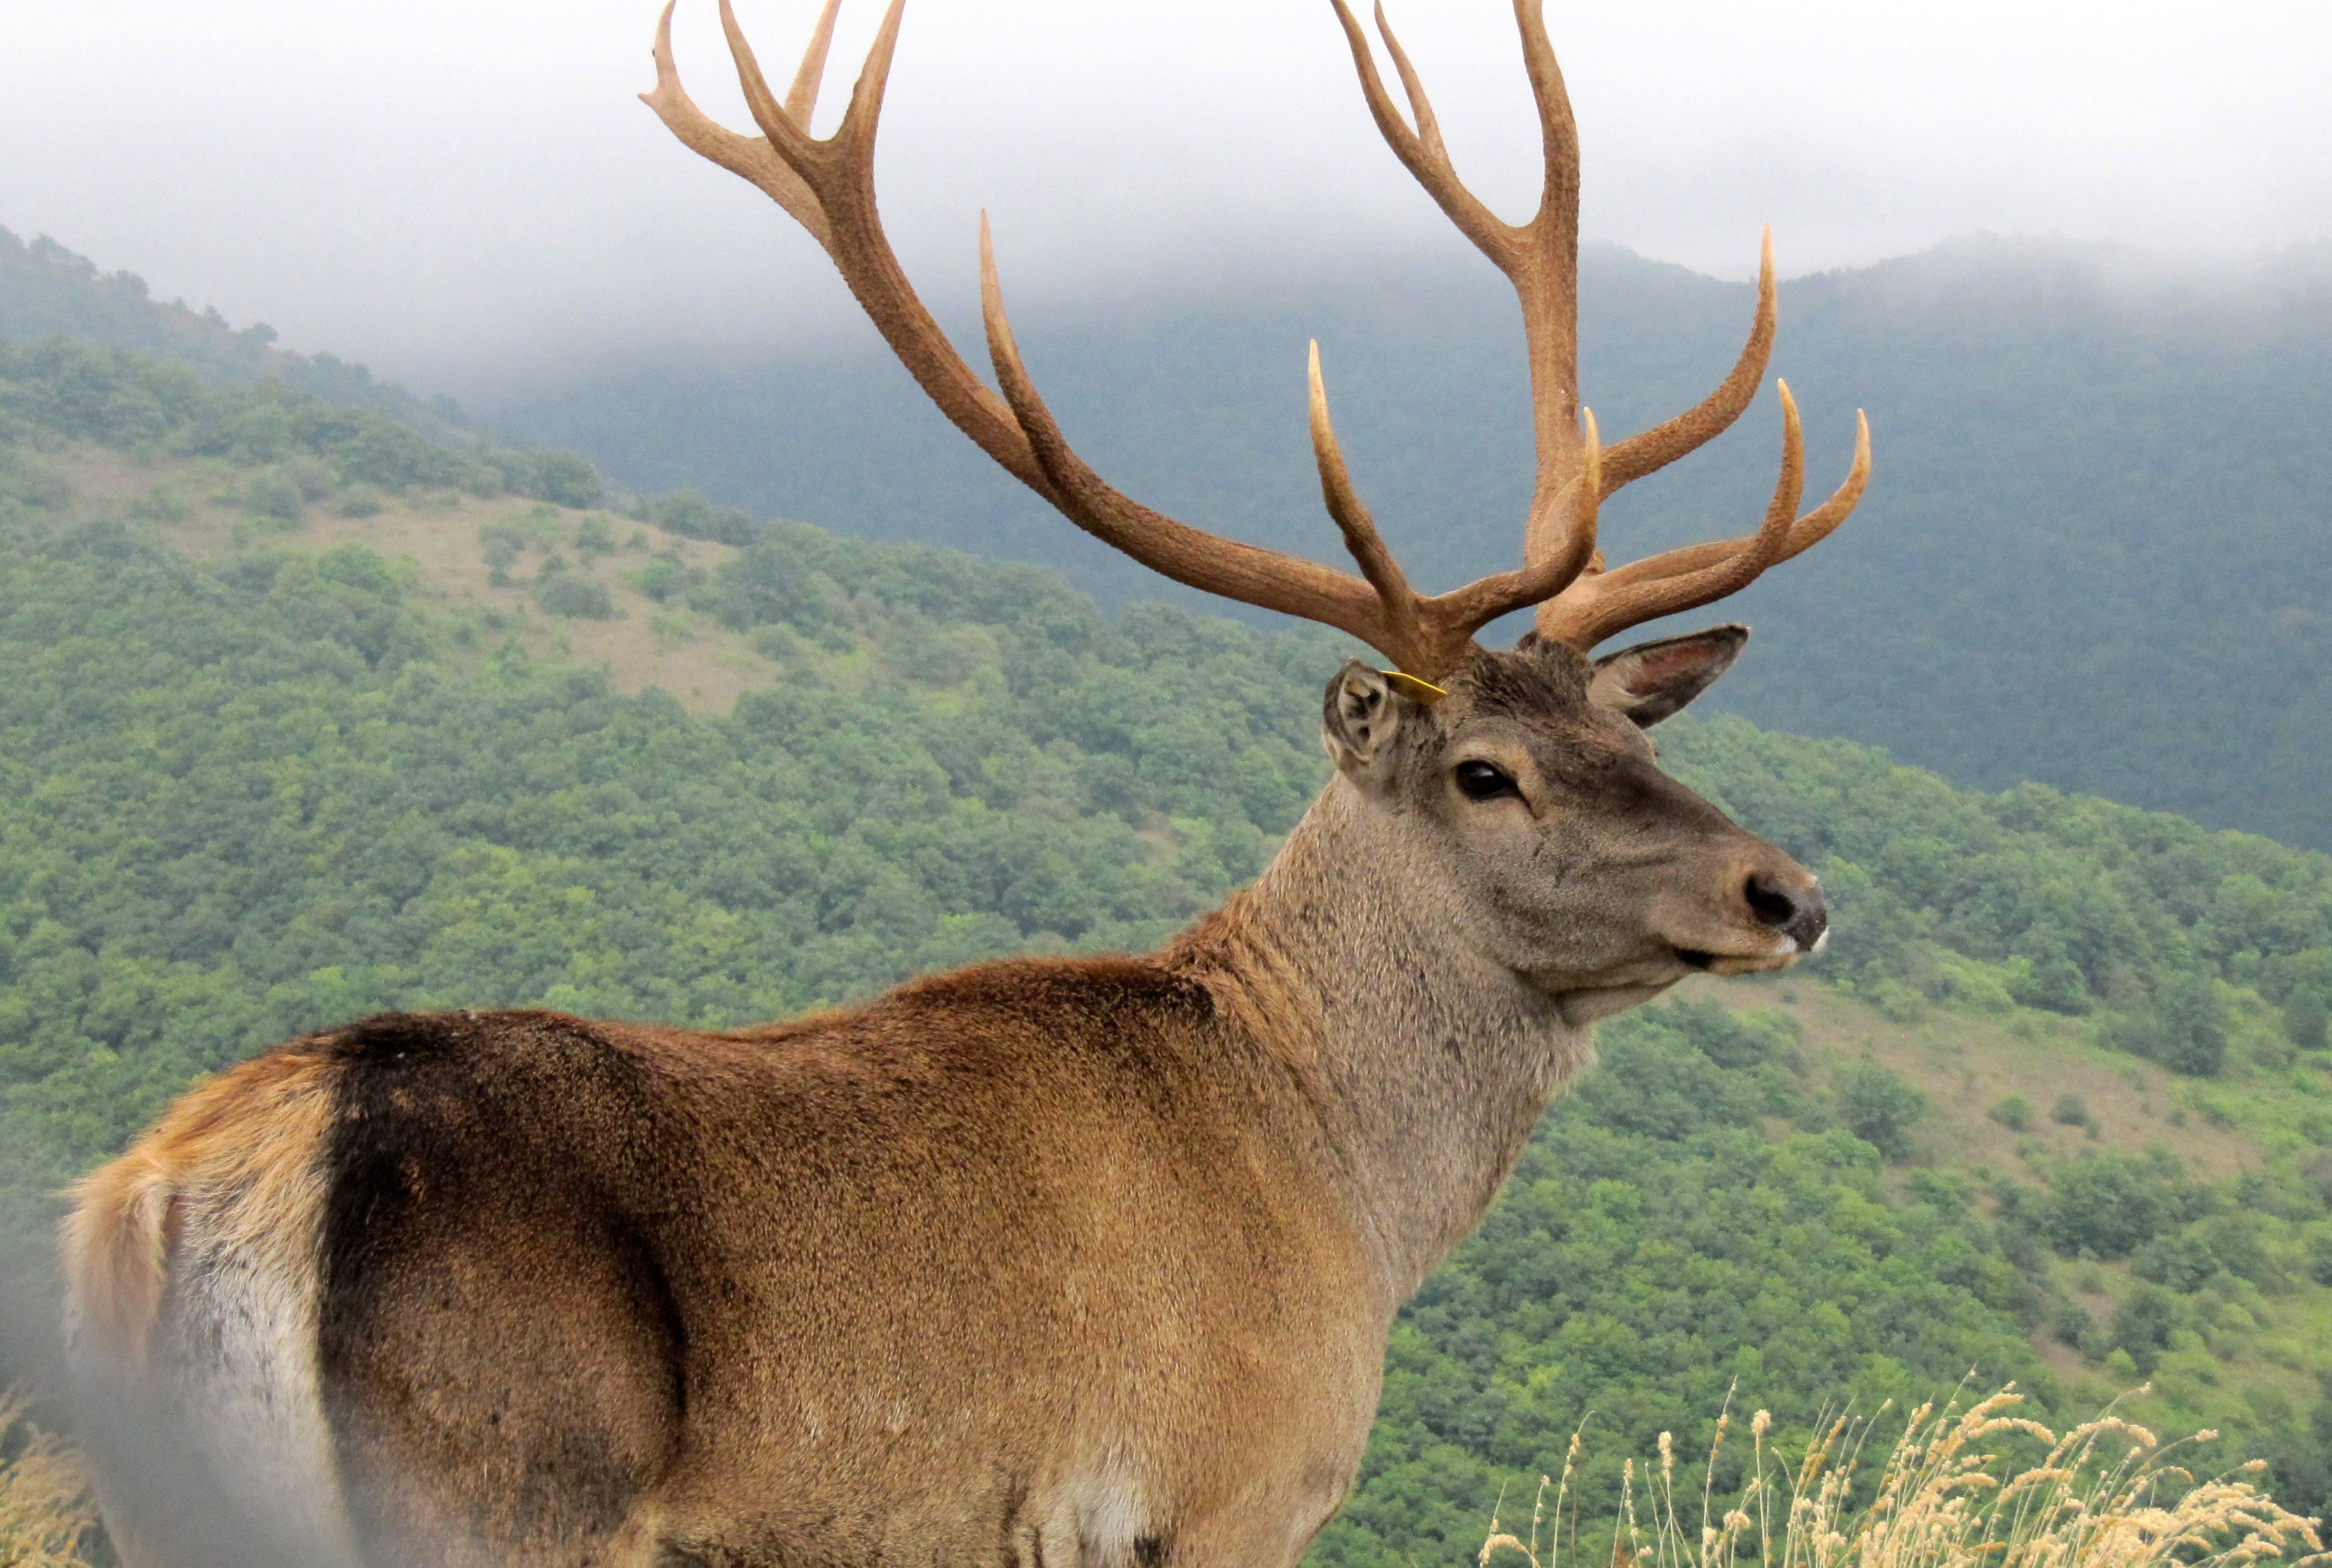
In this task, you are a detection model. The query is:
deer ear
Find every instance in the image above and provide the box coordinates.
[1321,661,1408,774]
[1588,624,1748,728]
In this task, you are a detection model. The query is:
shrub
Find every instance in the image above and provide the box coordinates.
[2043,1149,2206,1259]
[245,467,303,521]
[2100,974,2230,1077]
[2131,1227,2220,1292]
[627,554,704,604]
[2109,1283,2179,1371]
[649,486,760,546]
[1989,1094,2033,1131]
[285,454,338,500]
[497,448,603,508]
[480,522,524,570]
[2010,954,2093,1013]
[2048,1299,2095,1348]
[536,571,617,620]
[2197,1212,2271,1284]
[2155,974,2231,1076]
[128,481,186,523]
[1837,1064,1925,1161]
[575,515,617,557]
[2287,988,2329,1053]
[336,483,386,518]
[2051,1092,2092,1129]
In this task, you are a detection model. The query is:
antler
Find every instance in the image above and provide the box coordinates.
[643,0,1868,678]
[1328,0,1869,648]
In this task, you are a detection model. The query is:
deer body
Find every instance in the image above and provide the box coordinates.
[69,662,1818,1568]
[66,3,1872,1562]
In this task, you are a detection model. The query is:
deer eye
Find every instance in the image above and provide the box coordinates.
[1454,760,1519,801]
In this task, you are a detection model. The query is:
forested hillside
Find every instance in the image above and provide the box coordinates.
[490,237,2332,853]
[16,220,2332,851]
[0,226,469,442]
[6,335,2332,1562]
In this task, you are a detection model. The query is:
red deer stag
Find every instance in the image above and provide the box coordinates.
[64,2,1869,1564]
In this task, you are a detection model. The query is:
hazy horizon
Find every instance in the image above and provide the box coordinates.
[7,0,2328,397]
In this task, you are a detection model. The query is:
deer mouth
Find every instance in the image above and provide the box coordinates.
[1671,937,1807,977]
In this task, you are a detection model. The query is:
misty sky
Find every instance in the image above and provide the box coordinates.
[6,0,2329,395]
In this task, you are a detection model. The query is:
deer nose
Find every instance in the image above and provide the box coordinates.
[1745,873,1828,953]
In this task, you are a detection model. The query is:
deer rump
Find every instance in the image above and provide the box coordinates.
[67,968,1385,1568]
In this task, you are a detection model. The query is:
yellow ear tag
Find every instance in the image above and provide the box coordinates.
[1381,670,1450,704]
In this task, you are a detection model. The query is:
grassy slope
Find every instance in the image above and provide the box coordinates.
[48,435,2332,1477]
[47,442,780,713]
[1714,971,2332,1433]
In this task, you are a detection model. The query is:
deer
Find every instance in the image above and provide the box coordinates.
[61,2,1870,1565]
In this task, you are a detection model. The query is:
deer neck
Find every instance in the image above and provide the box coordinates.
[1167,776,1593,1312]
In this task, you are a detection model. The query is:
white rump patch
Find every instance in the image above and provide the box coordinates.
[165,1246,357,1563]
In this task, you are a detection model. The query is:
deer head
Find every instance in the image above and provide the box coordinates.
[1309,631,1828,1030]
[642,0,1867,1020]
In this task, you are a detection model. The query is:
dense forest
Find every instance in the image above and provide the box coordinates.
[6,331,2332,1561]
[483,236,2332,854]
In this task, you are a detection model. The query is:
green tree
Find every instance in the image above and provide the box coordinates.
[1837,1064,1925,1161]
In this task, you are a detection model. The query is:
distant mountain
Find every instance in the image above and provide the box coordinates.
[0,226,470,442]
[486,239,2332,853]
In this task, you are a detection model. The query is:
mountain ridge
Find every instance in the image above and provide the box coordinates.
[480,234,2332,852]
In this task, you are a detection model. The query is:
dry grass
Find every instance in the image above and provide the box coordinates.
[1484,1387,2324,1568]
[1,1377,2314,1568]
[0,1393,98,1568]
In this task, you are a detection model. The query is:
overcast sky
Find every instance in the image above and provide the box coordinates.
[5,0,2328,395]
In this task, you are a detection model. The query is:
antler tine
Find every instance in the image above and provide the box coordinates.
[649,0,1044,486]
[1308,342,1427,661]
[642,1,829,245]
[1539,384,1826,650]
[1336,0,1583,578]
[1510,0,1582,238]
[1599,230,1778,496]
[1371,6,1449,167]
[1588,409,1871,594]
[834,0,906,156]
[783,0,842,124]
[717,0,810,153]
[1329,1,1507,263]
[1521,398,1601,581]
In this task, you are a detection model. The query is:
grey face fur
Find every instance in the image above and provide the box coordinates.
[1321,626,1824,1026]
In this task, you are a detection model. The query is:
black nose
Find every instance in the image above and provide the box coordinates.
[1745,873,1828,951]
